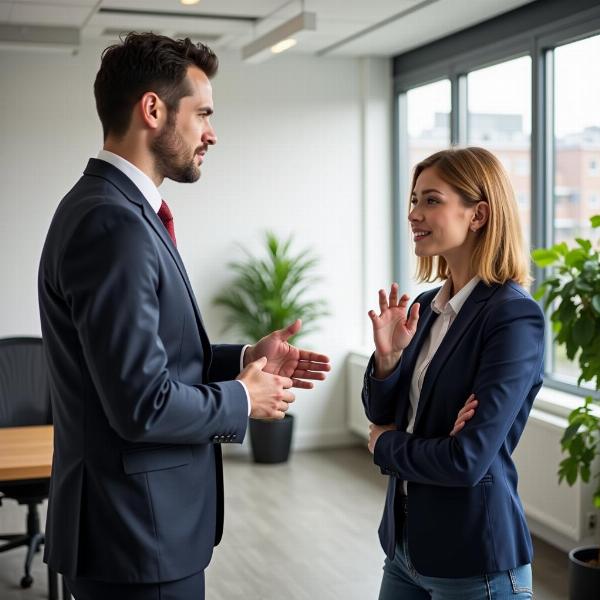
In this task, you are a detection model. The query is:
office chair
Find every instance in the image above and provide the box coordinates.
[0,337,52,589]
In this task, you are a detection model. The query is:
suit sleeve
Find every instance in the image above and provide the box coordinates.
[209,344,245,382]
[60,204,248,444]
[373,297,544,487]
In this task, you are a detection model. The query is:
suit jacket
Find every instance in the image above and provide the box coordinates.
[38,158,249,583]
[362,280,545,578]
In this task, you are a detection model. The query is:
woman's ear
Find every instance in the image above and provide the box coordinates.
[470,201,490,232]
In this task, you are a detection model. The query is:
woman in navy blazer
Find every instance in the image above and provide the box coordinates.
[363,147,544,599]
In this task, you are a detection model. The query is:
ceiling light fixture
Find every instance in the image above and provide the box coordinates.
[271,38,297,54]
[180,0,201,5]
[242,10,316,63]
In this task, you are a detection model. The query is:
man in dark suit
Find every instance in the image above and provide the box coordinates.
[38,32,330,600]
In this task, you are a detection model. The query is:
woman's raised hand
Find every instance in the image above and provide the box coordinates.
[368,283,419,378]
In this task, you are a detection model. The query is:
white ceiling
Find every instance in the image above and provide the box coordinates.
[0,0,538,57]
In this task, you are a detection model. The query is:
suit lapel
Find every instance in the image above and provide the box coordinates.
[413,281,498,429]
[84,159,212,373]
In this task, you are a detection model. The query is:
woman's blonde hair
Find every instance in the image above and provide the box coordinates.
[411,146,530,286]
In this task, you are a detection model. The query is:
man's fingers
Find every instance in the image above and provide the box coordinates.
[292,370,326,381]
[281,390,295,403]
[277,376,294,389]
[297,351,332,366]
[291,379,314,390]
[280,319,302,341]
[296,360,330,372]
[250,356,268,371]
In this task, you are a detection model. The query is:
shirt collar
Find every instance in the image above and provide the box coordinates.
[431,275,481,316]
[97,150,162,213]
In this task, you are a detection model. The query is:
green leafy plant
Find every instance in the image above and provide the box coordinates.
[532,215,600,516]
[213,232,329,343]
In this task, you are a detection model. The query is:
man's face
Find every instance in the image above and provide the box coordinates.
[151,66,217,183]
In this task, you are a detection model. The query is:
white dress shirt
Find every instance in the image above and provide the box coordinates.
[403,275,481,493]
[96,150,251,415]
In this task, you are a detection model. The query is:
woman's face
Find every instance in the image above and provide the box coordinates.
[408,166,477,261]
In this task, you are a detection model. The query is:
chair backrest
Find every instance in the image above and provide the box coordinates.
[0,337,51,428]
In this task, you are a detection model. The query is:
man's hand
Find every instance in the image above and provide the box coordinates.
[244,319,331,389]
[237,356,295,420]
[368,423,396,454]
[449,394,478,436]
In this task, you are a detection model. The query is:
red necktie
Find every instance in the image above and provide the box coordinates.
[158,200,177,246]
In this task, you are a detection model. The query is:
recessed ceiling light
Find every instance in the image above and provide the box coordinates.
[271,38,297,54]
[180,0,200,6]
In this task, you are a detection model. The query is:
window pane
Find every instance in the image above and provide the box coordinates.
[552,34,600,382]
[403,79,451,297]
[467,56,532,247]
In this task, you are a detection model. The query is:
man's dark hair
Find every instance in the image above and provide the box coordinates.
[94,32,218,140]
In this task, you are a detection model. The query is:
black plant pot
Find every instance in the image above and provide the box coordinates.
[249,414,294,464]
[568,545,600,600]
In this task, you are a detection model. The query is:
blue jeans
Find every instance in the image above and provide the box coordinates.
[379,530,533,600]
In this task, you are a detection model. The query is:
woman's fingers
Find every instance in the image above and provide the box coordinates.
[456,399,478,419]
[378,288,388,313]
[388,283,399,307]
[406,302,420,333]
[450,395,479,436]
[450,421,465,436]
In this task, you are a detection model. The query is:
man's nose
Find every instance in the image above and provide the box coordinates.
[204,125,217,146]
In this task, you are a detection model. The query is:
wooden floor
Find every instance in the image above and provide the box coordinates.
[0,446,568,599]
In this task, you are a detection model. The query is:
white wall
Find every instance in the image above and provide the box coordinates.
[0,42,393,451]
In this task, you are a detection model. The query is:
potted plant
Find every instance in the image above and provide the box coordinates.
[532,214,600,600]
[213,232,329,463]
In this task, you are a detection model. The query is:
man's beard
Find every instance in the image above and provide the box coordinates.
[151,115,201,183]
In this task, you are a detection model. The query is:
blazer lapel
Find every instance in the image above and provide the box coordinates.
[84,159,212,371]
[413,281,498,429]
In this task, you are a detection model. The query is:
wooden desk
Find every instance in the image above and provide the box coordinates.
[0,425,53,482]
[0,425,66,599]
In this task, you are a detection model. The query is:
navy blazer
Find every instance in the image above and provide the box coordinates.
[38,159,248,583]
[362,280,544,578]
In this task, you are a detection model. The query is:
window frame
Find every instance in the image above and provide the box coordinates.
[392,0,600,400]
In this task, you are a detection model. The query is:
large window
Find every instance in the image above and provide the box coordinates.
[393,1,600,399]
[551,33,600,382]
[401,80,451,297]
[467,57,532,246]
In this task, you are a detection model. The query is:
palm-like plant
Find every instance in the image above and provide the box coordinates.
[213,232,329,343]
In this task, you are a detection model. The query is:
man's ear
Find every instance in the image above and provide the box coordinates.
[470,201,490,232]
[139,92,165,130]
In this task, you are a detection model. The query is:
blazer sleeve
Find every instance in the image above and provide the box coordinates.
[209,344,245,382]
[60,204,248,445]
[362,354,404,424]
[373,296,544,487]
